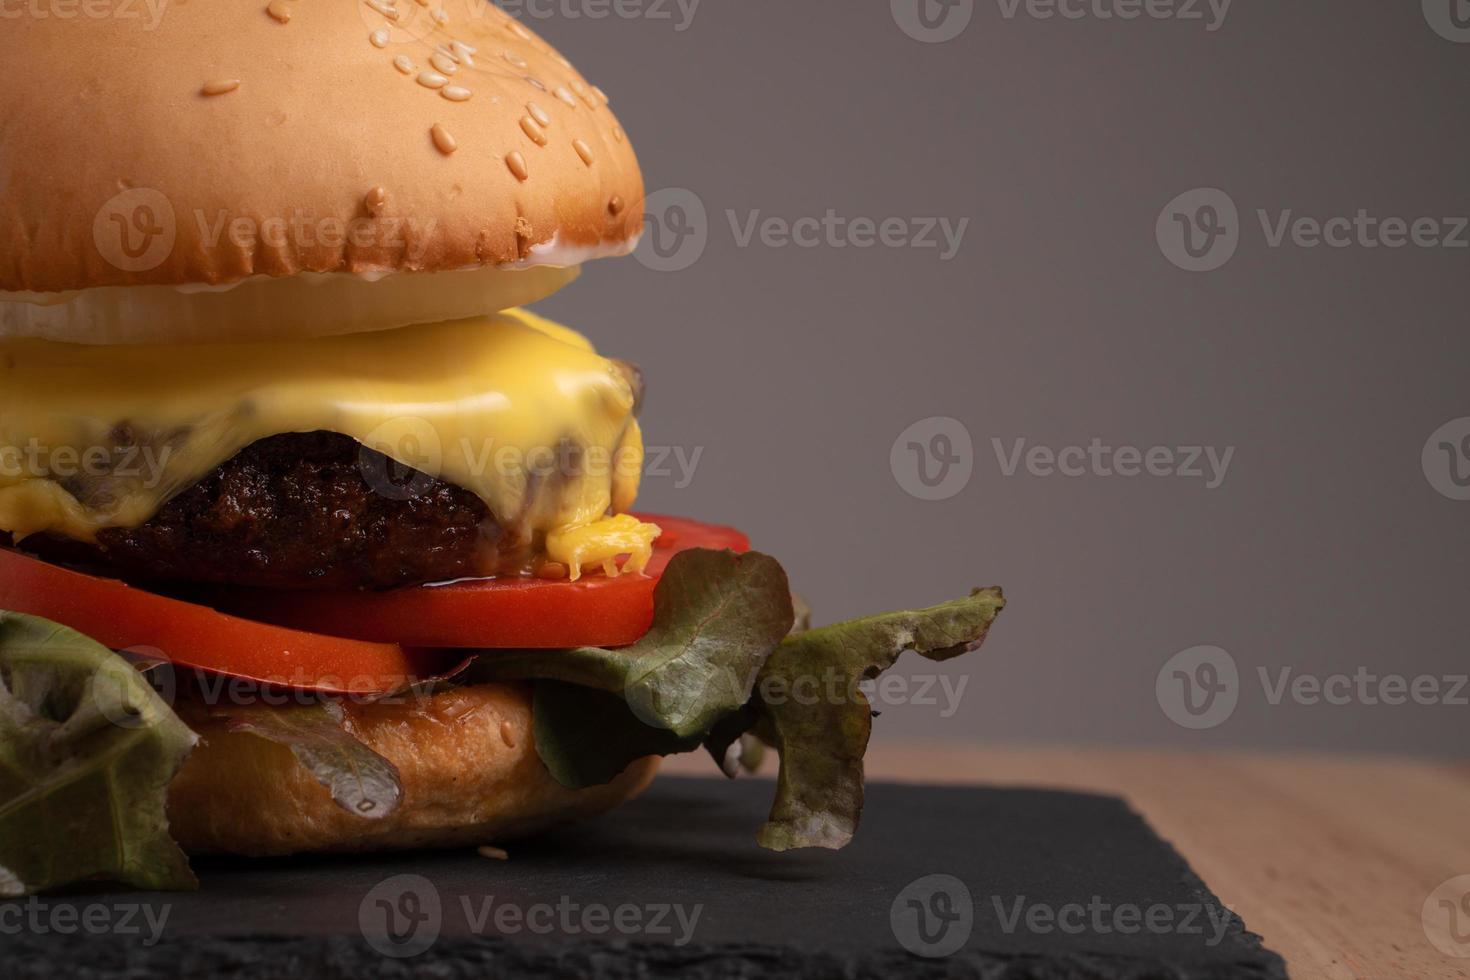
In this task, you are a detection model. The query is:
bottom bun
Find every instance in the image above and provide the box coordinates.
[166,682,659,857]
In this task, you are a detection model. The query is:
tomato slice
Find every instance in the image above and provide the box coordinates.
[0,514,747,691]
[216,514,749,649]
[0,545,454,694]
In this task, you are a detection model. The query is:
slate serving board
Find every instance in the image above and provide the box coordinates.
[5,776,1287,979]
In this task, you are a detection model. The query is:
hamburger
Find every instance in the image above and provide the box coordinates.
[0,2,1004,896]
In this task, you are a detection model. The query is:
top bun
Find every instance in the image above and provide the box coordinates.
[0,0,644,294]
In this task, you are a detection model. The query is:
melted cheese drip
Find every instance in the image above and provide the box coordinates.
[0,309,654,566]
[547,514,661,582]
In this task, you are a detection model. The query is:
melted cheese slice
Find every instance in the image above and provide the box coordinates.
[0,309,654,569]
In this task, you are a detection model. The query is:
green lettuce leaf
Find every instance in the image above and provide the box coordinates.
[215,701,402,819]
[754,588,1006,851]
[474,548,794,784]
[0,611,198,895]
[531,683,702,789]
[471,548,1004,853]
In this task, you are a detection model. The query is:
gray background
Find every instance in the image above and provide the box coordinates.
[531,0,1468,755]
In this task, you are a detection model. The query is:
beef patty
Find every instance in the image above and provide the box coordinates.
[18,431,500,591]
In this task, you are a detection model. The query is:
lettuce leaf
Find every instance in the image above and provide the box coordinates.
[473,549,794,785]
[753,588,1006,850]
[531,682,702,789]
[474,549,1005,853]
[479,549,792,736]
[0,611,198,895]
[214,701,402,819]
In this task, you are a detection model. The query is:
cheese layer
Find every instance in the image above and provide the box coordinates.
[0,310,649,564]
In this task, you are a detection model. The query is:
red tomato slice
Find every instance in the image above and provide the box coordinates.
[0,545,454,694]
[216,514,749,649]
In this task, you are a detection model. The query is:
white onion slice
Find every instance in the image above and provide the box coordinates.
[0,264,580,346]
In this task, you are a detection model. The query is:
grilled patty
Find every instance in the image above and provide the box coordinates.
[19,431,498,591]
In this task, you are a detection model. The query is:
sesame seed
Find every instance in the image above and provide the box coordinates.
[569,78,587,96]
[572,139,594,166]
[519,116,548,146]
[525,76,547,92]
[503,50,527,68]
[429,51,458,75]
[613,125,625,143]
[266,0,291,24]
[370,28,390,48]
[432,7,447,24]
[526,101,550,127]
[200,79,241,96]
[507,20,531,40]
[592,85,609,106]
[417,71,448,89]
[393,55,415,74]
[608,195,625,216]
[430,123,457,155]
[553,86,576,108]
[505,151,529,181]
[438,41,473,69]
[478,845,509,860]
[442,85,472,102]
[451,39,477,57]
[499,719,517,747]
[364,186,388,215]
[365,0,399,21]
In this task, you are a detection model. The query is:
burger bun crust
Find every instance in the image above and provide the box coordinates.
[0,2,642,294]
[166,682,659,858]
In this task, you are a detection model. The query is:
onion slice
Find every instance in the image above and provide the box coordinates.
[0,264,580,346]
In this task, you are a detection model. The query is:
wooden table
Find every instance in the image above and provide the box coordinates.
[663,743,1469,979]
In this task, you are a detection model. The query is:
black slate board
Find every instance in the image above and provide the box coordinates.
[4,777,1287,979]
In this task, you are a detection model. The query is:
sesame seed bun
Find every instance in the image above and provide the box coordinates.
[0,1,643,295]
[166,683,660,857]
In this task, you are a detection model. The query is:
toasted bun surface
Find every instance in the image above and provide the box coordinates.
[167,683,659,858]
[0,1,643,294]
